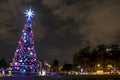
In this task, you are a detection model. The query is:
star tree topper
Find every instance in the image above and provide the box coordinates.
[24,7,34,22]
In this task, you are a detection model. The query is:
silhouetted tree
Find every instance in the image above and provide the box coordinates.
[61,64,73,72]
[0,58,8,69]
[73,46,92,71]
[51,59,59,72]
[73,44,120,71]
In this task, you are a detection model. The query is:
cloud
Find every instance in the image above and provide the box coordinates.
[42,0,120,47]
[42,0,62,9]
[38,0,120,63]
[79,0,120,46]
[0,0,19,44]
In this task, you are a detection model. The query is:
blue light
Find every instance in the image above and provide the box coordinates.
[80,68,83,72]
[24,7,34,21]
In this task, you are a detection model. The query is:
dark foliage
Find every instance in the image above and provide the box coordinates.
[0,58,8,69]
[73,44,120,71]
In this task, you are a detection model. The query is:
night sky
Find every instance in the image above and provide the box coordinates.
[0,0,120,64]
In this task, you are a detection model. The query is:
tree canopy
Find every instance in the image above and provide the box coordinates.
[73,44,120,71]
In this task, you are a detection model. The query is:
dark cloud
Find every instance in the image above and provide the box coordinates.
[79,0,120,46]
[42,0,120,46]
[36,0,120,63]
[0,0,120,63]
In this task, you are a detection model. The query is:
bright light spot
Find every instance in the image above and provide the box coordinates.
[15,62,18,65]
[16,49,19,52]
[23,69,26,72]
[28,47,31,50]
[17,67,20,70]
[97,64,100,67]
[23,33,26,35]
[24,8,34,20]
[39,70,46,76]
[107,64,112,68]
[2,70,5,75]
[30,52,33,55]
[80,68,83,72]
[106,48,112,52]
[31,59,34,62]
[24,40,26,42]
[8,71,12,76]
[19,60,23,62]
[96,70,103,75]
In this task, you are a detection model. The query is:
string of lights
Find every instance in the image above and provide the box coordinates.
[10,8,40,75]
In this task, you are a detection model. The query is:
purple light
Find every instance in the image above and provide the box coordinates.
[17,67,20,70]
[15,62,18,65]
[34,54,36,57]
[11,7,39,74]
[31,59,34,62]
[28,47,31,50]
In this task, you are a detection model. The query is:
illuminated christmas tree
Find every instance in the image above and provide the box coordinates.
[10,8,39,75]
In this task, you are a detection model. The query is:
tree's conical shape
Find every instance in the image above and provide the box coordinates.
[10,8,40,75]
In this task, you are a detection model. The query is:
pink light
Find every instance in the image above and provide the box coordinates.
[22,30,24,32]
[32,41,34,44]
[24,24,26,26]
[28,47,31,50]
[16,49,18,52]
[10,63,12,66]
[19,41,21,44]
[34,54,36,57]
[30,24,32,26]
[15,62,18,65]
[17,67,20,70]
[31,60,34,62]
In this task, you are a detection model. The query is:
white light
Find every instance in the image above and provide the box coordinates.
[80,68,83,72]
[30,52,33,55]
[23,70,26,72]
[24,39,26,42]
[16,49,18,52]
[24,8,34,20]
[19,60,23,62]
[2,70,5,75]
[39,70,46,76]
[23,33,26,35]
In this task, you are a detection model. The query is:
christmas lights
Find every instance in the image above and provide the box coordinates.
[10,8,40,75]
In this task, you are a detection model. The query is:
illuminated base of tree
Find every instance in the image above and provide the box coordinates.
[11,71,39,76]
